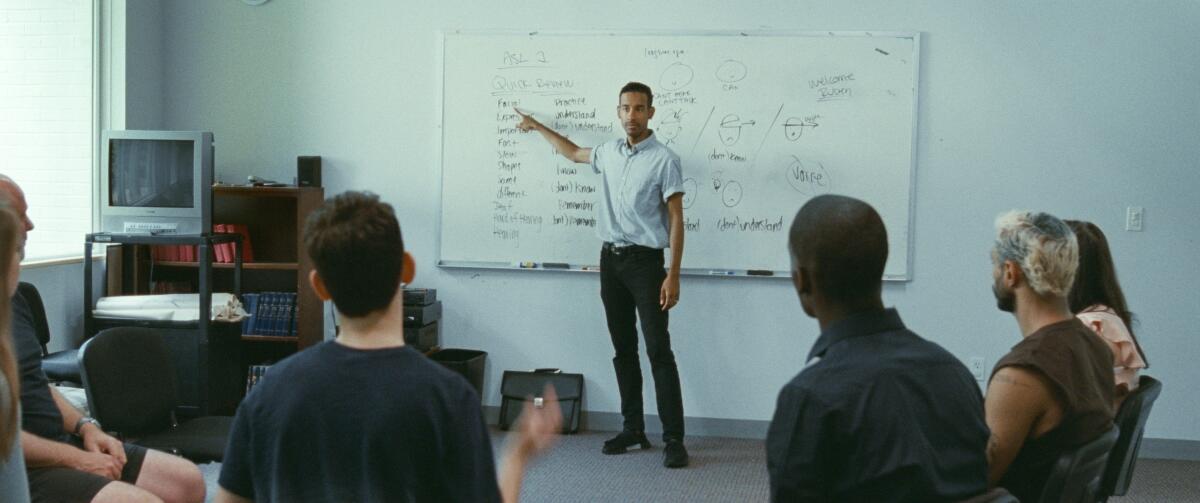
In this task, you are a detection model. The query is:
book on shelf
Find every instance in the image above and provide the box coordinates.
[212,223,255,263]
[239,291,298,337]
[231,223,254,262]
[245,364,272,394]
[240,293,260,334]
[213,224,231,262]
[146,227,255,265]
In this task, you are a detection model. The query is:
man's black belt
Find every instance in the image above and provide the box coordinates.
[602,242,660,255]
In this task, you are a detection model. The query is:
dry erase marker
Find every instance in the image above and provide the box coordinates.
[515,261,537,268]
[708,270,735,276]
[581,266,600,272]
[747,269,775,276]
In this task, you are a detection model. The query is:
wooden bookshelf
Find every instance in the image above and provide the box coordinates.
[212,186,325,350]
[155,261,299,271]
[100,186,325,409]
[241,335,300,343]
[107,187,324,350]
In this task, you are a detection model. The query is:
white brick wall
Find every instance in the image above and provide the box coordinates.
[0,0,93,260]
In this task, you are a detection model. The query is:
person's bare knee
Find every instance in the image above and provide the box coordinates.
[134,450,206,503]
[92,481,164,503]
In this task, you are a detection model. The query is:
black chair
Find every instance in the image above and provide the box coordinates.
[79,326,233,462]
[1037,426,1120,503]
[16,282,82,384]
[1097,375,1163,501]
[956,487,1019,503]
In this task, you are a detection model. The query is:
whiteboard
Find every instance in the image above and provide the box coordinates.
[439,31,919,279]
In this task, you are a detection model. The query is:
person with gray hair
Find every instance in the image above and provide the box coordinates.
[984,210,1115,502]
[2,175,207,503]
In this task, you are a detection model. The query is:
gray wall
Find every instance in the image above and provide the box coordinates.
[20,259,106,353]
[124,0,164,129]
[121,1,1199,442]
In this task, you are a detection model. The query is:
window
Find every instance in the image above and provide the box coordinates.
[0,0,94,261]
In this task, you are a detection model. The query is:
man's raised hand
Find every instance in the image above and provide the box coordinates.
[514,108,541,132]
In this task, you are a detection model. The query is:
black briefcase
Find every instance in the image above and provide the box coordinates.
[498,369,583,434]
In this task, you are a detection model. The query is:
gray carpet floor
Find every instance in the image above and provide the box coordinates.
[198,429,1200,502]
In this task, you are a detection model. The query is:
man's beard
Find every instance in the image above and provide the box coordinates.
[992,283,1016,313]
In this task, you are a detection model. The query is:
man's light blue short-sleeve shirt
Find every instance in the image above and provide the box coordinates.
[589,132,685,249]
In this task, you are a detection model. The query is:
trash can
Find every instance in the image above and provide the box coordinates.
[429,349,487,395]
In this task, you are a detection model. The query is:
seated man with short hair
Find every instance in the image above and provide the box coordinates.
[3,174,205,503]
[766,194,990,502]
[216,191,560,503]
[985,210,1115,502]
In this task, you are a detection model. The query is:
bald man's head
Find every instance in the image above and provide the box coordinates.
[788,195,887,307]
[0,175,33,235]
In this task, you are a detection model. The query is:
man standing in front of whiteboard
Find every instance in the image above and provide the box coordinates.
[515,81,689,468]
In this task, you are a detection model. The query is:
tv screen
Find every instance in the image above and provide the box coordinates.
[108,139,195,209]
[98,130,213,236]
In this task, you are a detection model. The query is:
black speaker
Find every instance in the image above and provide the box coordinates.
[297,156,321,187]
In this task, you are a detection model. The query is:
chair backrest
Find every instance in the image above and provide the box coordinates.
[956,487,1019,503]
[79,327,179,436]
[15,282,51,354]
[1038,426,1120,503]
[1099,375,1163,499]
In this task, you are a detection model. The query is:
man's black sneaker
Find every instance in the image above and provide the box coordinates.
[663,441,689,468]
[602,430,651,454]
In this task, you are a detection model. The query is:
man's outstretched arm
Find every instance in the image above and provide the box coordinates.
[514,109,592,164]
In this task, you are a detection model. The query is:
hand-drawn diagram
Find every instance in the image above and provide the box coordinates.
[715,60,748,83]
[710,170,724,192]
[782,116,820,141]
[784,156,831,195]
[659,108,686,144]
[681,178,698,209]
[721,181,743,207]
[717,114,755,146]
[660,62,694,91]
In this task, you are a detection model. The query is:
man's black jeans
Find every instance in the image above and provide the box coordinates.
[599,243,685,442]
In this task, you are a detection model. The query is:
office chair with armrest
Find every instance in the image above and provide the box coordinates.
[1037,426,1120,503]
[79,326,233,462]
[1097,375,1163,502]
[16,282,82,384]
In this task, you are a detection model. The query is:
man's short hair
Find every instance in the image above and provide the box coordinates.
[788,194,888,305]
[303,191,404,317]
[619,81,654,108]
[992,210,1077,297]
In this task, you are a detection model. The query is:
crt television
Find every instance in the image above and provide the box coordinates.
[99,130,213,235]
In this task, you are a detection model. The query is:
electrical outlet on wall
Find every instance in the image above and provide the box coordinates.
[968,357,986,381]
[1126,206,1144,232]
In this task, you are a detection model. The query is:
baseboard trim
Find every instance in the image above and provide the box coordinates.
[483,407,769,439]
[1139,438,1200,461]
[484,407,1200,460]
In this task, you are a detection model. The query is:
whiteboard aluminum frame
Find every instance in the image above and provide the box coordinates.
[437,30,921,281]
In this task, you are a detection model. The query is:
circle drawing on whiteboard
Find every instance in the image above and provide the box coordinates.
[659,108,685,143]
[715,60,748,83]
[782,117,819,141]
[717,114,747,146]
[785,157,831,195]
[681,178,698,209]
[722,181,743,208]
[660,62,694,91]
